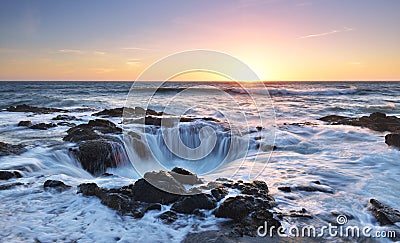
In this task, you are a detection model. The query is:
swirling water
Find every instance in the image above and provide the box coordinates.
[0,81,399,242]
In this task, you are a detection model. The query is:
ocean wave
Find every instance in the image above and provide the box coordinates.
[229,85,358,96]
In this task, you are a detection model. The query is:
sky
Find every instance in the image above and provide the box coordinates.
[0,0,399,81]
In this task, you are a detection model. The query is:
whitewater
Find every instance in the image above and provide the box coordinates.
[0,81,399,242]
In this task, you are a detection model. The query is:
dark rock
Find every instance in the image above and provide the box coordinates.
[236,210,281,237]
[74,139,125,175]
[0,142,26,156]
[0,170,22,180]
[17,120,32,127]
[131,171,185,204]
[6,104,67,114]
[92,108,123,117]
[369,198,400,225]
[214,195,275,221]
[319,113,400,133]
[278,186,291,192]
[43,180,72,192]
[171,194,216,214]
[211,187,229,201]
[52,115,77,121]
[30,123,57,130]
[63,119,126,175]
[385,133,400,147]
[158,211,178,224]
[170,167,203,185]
[78,183,104,197]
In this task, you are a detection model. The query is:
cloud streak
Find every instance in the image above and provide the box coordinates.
[300,27,354,39]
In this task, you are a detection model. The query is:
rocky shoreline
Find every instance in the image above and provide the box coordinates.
[1,105,400,241]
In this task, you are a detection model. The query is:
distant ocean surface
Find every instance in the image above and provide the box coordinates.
[0,81,399,242]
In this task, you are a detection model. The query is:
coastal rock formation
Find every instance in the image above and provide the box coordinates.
[52,115,77,121]
[43,180,72,192]
[6,104,68,114]
[319,112,400,133]
[320,112,400,148]
[30,122,58,130]
[63,119,127,175]
[369,198,400,225]
[76,169,280,238]
[0,142,26,156]
[17,120,32,127]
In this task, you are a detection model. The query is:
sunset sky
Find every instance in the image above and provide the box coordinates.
[0,0,399,81]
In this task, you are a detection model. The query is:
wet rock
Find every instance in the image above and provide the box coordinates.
[131,171,185,204]
[171,194,216,214]
[277,186,291,192]
[158,211,178,224]
[52,115,77,121]
[211,187,229,201]
[43,180,72,192]
[385,133,400,147]
[30,123,57,130]
[78,183,105,197]
[74,139,125,175]
[0,142,26,156]
[6,104,68,114]
[214,195,275,221]
[17,120,32,127]
[234,210,281,237]
[63,119,126,175]
[0,170,22,180]
[92,108,124,117]
[170,167,203,185]
[319,112,400,133]
[369,198,400,225]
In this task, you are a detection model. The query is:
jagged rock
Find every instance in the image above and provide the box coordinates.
[6,104,67,114]
[385,133,400,147]
[93,107,167,118]
[214,195,275,221]
[52,115,77,120]
[211,187,229,201]
[0,170,22,180]
[17,120,32,127]
[369,198,400,225]
[158,211,178,224]
[170,167,203,185]
[171,193,216,214]
[0,142,26,156]
[30,123,57,130]
[319,112,400,133]
[43,180,72,192]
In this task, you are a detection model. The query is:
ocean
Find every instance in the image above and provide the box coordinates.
[0,81,399,242]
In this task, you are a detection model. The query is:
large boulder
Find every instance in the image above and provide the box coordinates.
[64,119,126,175]
[0,142,26,156]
